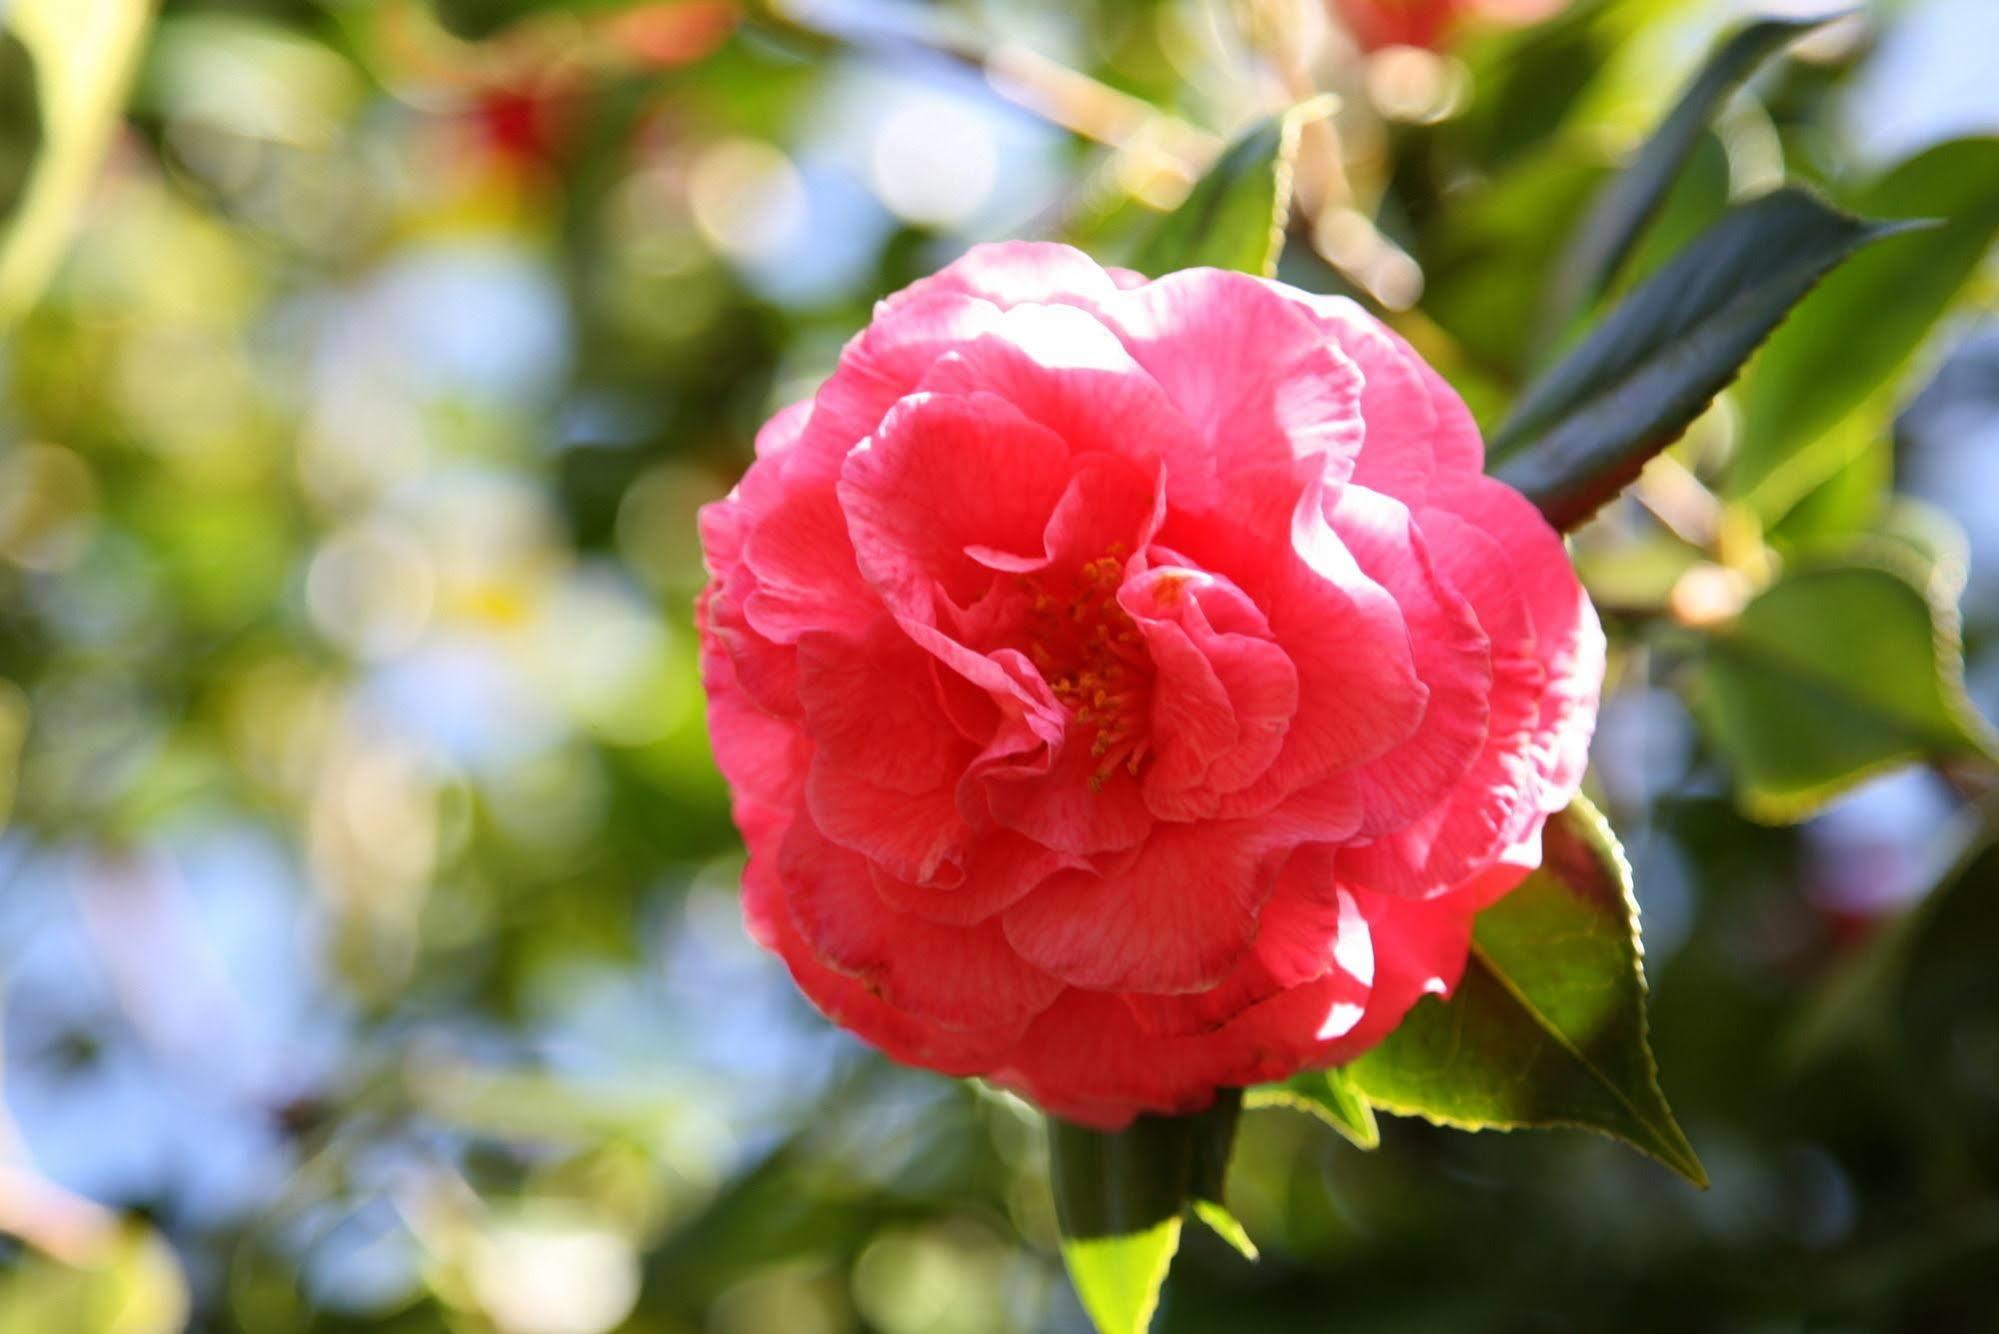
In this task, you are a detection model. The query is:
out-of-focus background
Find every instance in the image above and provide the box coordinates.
[0,0,1996,1329]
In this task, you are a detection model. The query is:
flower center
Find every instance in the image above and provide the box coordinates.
[1021,546,1153,790]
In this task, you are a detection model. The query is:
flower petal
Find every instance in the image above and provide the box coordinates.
[1001,818,1305,992]
[741,808,1021,1074]
[1119,566,1299,821]
[918,302,1216,508]
[1432,474,1603,810]
[1097,269,1368,489]
[893,240,1124,311]
[839,391,1074,617]
[781,817,1064,1032]
[1326,485,1492,839]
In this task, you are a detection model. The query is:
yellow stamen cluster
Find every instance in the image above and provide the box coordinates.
[1021,545,1152,790]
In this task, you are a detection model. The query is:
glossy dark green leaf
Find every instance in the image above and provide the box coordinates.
[1697,550,1998,822]
[1733,138,1999,517]
[1049,1091,1246,1334]
[1548,14,1834,329]
[1490,188,1909,531]
[1129,101,1325,279]
[1348,800,1705,1186]
[1244,1067,1380,1150]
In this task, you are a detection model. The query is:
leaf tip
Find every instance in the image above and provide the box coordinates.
[1060,1218,1183,1334]
[1190,1200,1260,1262]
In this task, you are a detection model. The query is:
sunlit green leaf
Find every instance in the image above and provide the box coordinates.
[1245,1067,1380,1150]
[1188,1201,1258,1263]
[0,0,154,322]
[1548,13,1833,329]
[1697,550,1998,822]
[1048,1091,1246,1334]
[1734,138,1999,519]
[1059,1220,1182,1334]
[1348,799,1706,1186]
[1129,100,1327,279]
[1490,188,1908,531]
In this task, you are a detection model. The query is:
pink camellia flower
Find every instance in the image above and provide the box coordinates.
[697,242,1602,1129]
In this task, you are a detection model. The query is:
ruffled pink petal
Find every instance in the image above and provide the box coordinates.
[871,830,1083,926]
[1096,269,1368,490]
[1299,294,1441,506]
[968,452,1165,575]
[1000,818,1303,993]
[979,734,1155,857]
[780,817,1064,1032]
[1417,358,1486,476]
[1430,474,1603,810]
[839,391,1074,617]
[741,485,878,642]
[992,990,1223,1127]
[797,622,974,882]
[1279,288,1487,490]
[698,616,810,812]
[698,546,805,721]
[797,619,968,796]
[794,292,1003,483]
[891,240,1124,313]
[1120,567,1299,822]
[1122,846,1367,1035]
[1170,472,1426,815]
[1325,486,1492,840]
[1344,504,1546,897]
[740,808,1021,1076]
[918,302,1216,508]
[752,398,813,462]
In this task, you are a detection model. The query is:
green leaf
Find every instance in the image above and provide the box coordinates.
[1057,1220,1182,1334]
[1128,99,1327,279]
[1490,188,1910,532]
[0,0,154,323]
[1733,138,1999,519]
[1696,551,1998,823]
[1547,13,1833,330]
[1048,1091,1246,1334]
[1348,799,1706,1186]
[1188,1201,1258,1263]
[1245,1067,1380,1150]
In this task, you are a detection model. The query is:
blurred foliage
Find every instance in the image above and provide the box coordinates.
[0,0,1997,1331]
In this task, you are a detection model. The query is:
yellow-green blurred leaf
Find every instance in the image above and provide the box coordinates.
[0,0,154,322]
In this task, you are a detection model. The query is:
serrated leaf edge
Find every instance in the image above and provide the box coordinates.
[1356,799,1707,1187]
